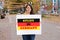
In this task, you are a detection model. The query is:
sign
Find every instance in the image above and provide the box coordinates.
[16,15,41,35]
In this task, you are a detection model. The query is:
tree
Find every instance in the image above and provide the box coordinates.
[16,0,23,3]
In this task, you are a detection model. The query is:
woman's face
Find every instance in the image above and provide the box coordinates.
[26,5,31,13]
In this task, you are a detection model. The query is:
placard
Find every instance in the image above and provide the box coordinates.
[16,15,41,35]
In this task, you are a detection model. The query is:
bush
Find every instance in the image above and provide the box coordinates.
[10,12,17,14]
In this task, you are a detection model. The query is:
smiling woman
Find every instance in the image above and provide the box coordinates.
[23,4,34,15]
[21,4,35,40]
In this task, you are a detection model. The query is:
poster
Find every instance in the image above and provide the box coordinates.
[16,15,41,35]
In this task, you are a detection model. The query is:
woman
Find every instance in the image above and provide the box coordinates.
[23,4,34,15]
[22,4,35,40]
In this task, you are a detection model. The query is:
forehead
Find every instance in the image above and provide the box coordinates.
[26,5,31,8]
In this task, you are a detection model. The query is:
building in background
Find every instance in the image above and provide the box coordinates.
[50,0,60,14]
[1,0,60,14]
[41,0,60,14]
[58,0,60,14]
[0,0,4,14]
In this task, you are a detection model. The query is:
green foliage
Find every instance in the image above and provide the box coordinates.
[16,0,23,3]
[10,0,17,2]
[15,0,32,3]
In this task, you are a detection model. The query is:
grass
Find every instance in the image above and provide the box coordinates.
[42,14,60,23]
[42,14,50,18]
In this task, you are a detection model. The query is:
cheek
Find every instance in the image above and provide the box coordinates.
[29,9,31,11]
[26,8,31,11]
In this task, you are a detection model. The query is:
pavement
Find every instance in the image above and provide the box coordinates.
[0,15,60,40]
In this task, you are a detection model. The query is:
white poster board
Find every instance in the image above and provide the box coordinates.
[16,15,41,35]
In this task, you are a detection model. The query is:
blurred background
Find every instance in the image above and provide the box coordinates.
[0,0,60,40]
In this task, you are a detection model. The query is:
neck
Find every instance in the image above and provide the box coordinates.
[25,11,30,14]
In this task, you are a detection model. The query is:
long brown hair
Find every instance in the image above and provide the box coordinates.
[25,4,34,14]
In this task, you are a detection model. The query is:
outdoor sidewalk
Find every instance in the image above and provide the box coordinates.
[0,15,60,40]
